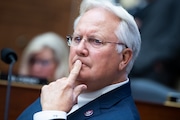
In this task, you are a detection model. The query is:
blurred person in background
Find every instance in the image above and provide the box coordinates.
[130,0,180,90]
[119,0,180,103]
[19,32,69,83]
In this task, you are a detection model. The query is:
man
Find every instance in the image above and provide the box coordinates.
[17,0,141,119]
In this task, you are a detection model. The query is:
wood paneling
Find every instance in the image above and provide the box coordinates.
[0,0,81,74]
[0,80,42,120]
[136,101,180,120]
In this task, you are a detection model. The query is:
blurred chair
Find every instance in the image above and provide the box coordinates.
[131,78,179,104]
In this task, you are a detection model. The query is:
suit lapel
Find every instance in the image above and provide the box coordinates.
[67,82,131,120]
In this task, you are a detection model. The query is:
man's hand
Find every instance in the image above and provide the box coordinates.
[40,60,87,112]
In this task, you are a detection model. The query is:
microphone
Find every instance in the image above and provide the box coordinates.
[1,48,18,120]
[1,48,17,64]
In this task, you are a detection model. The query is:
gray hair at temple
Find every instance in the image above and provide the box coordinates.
[73,0,141,74]
[19,32,69,79]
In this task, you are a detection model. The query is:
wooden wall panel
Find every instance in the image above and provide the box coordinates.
[0,0,81,74]
[0,80,42,119]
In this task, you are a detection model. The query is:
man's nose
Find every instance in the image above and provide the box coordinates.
[75,39,89,57]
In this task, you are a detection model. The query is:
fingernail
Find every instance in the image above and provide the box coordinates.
[76,60,82,64]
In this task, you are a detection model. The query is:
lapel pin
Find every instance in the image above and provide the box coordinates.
[84,110,94,117]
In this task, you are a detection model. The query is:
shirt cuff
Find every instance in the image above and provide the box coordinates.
[33,110,67,120]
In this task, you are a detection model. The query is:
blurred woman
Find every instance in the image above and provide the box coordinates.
[19,32,69,83]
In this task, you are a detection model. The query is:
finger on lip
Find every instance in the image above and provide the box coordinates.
[74,59,88,67]
[68,60,82,83]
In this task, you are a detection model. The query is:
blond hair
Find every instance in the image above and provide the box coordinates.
[19,32,69,80]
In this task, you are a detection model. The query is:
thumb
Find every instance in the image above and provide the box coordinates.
[73,84,87,103]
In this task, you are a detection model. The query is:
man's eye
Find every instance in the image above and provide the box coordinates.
[90,39,102,45]
[73,37,81,43]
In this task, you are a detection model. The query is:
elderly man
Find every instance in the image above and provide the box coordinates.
[17,0,141,120]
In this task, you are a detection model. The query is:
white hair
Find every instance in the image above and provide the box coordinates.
[19,32,69,79]
[74,0,141,74]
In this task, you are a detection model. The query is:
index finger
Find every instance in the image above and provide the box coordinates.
[68,60,82,84]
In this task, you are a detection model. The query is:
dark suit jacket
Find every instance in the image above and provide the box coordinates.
[17,82,140,120]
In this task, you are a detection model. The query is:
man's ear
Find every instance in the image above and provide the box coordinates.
[118,48,133,71]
